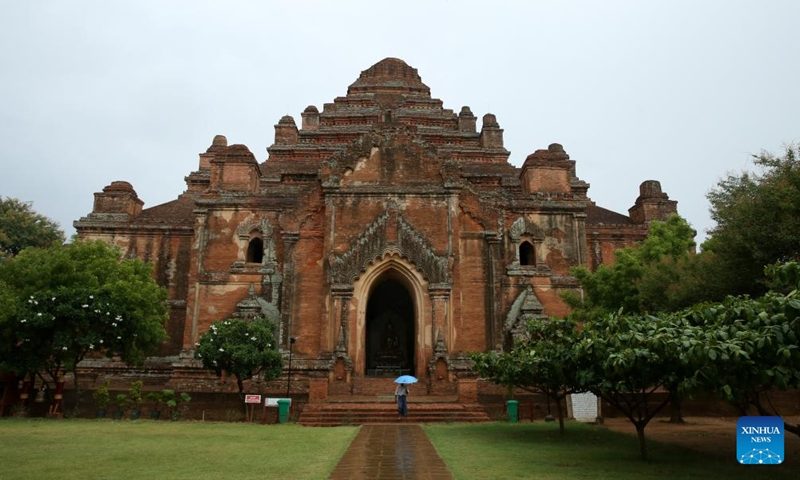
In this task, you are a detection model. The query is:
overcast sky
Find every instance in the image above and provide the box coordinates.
[1,1,798,246]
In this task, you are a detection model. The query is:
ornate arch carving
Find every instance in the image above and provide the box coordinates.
[232,217,278,272]
[328,212,451,286]
[236,217,273,239]
[508,217,544,242]
[507,217,550,275]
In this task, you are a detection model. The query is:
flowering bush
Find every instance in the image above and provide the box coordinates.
[194,317,283,399]
[0,240,168,415]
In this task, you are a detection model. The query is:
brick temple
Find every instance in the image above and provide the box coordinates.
[74,58,677,415]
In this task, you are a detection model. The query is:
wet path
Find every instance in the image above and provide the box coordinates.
[328,424,455,480]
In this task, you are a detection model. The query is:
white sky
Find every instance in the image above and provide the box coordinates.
[1,1,798,245]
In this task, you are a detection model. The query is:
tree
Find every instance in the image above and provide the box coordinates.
[705,145,800,296]
[194,317,283,405]
[0,240,168,414]
[567,215,697,318]
[574,312,704,460]
[682,262,800,438]
[636,251,731,313]
[567,216,701,423]
[0,196,65,260]
[471,318,582,434]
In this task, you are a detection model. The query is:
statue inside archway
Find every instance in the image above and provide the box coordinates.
[370,313,407,374]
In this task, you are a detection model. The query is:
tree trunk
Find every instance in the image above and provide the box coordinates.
[635,422,648,460]
[668,388,685,424]
[236,376,246,414]
[555,395,565,435]
[70,368,81,418]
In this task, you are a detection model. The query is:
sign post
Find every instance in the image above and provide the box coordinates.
[245,394,262,423]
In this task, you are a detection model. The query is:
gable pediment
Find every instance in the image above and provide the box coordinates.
[328,210,450,286]
[321,126,444,189]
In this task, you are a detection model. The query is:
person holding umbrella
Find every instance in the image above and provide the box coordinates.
[394,375,417,417]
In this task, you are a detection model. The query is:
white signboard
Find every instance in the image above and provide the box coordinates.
[265,397,291,407]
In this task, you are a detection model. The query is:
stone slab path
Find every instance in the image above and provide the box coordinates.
[328,424,455,480]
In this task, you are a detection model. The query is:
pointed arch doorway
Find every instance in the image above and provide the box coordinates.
[365,276,415,376]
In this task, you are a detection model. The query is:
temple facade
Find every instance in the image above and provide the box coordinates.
[74,58,678,403]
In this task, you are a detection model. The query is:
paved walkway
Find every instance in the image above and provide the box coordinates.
[328,424,455,480]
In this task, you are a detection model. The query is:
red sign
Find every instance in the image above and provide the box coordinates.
[244,394,262,404]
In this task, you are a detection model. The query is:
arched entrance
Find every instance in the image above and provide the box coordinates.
[365,276,415,376]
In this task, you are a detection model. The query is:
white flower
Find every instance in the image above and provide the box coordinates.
[251,337,257,341]
[117,336,121,340]
[82,304,89,308]
[20,319,27,323]
[89,344,94,350]
[112,322,117,327]
[37,313,42,317]
[218,348,224,352]
[51,297,56,301]
[34,300,38,305]
[195,342,200,347]
[99,339,104,344]
[89,295,93,299]
[61,346,68,351]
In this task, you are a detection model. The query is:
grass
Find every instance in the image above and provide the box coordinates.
[424,422,795,480]
[0,418,358,480]
[3,418,795,479]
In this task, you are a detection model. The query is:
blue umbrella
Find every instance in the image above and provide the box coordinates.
[394,375,418,384]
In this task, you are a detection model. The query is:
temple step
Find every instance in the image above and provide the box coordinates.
[298,402,490,427]
[335,376,457,397]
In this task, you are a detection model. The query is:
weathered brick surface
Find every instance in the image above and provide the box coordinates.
[72,58,681,413]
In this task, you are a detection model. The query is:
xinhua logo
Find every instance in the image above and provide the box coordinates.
[736,416,784,465]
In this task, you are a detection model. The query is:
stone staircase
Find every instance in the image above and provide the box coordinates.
[298,377,489,426]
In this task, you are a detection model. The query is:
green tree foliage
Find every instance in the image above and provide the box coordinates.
[0,240,168,413]
[705,145,800,296]
[195,318,283,402]
[470,318,581,434]
[567,215,697,317]
[472,264,800,458]
[574,312,704,460]
[681,262,800,437]
[636,215,697,264]
[0,196,65,260]
[636,251,731,313]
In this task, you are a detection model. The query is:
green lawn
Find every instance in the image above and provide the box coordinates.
[2,419,794,480]
[0,419,357,480]
[424,422,795,480]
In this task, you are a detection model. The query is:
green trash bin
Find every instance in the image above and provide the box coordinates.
[506,400,519,423]
[277,399,290,424]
